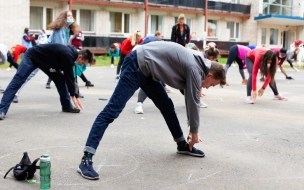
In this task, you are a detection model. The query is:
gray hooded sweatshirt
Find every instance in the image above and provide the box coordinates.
[137,41,211,133]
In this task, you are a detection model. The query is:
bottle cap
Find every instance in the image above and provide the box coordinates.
[40,154,50,162]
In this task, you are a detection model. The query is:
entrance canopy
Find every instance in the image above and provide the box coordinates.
[254,14,304,26]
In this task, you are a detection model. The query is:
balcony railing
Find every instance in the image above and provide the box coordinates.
[69,0,251,15]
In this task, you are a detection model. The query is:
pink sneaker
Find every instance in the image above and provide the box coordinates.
[245,96,254,104]
[274,94,288,101]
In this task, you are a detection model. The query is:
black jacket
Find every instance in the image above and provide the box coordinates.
[27,44,78,97]
[170,23,190,46]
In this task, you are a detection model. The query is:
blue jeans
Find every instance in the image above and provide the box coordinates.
[84,51,185,154]
[0,53,72,114]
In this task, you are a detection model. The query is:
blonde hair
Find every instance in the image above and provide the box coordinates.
[130,30,142,46]
[178,14,185,20]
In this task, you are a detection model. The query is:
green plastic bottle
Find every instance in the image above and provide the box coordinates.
[40,154,51,189]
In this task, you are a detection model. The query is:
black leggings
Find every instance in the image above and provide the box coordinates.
[7,53,19,69]
[246,56,279,96]
[286,59,294,67]
[111,56,114,64]
[116,53,127,75]
[225,45,246,79]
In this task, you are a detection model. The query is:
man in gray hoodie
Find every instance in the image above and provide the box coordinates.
[78,41,226,180]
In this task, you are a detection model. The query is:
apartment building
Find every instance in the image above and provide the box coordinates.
[0,0,303,49]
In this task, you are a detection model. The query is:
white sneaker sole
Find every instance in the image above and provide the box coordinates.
[176,151,205,157]
[245,101,254,104]
[134,110,144,114]
[77,167,100,180]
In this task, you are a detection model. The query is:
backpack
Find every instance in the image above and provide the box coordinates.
[4,152,40,180]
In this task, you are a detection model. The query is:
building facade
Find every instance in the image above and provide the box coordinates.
[0,0,303,49]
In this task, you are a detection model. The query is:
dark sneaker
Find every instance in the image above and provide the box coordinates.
[62,107,80,113]
[177,142,205,157]
[77,157,99,180]
[85,81,94,87]
[13,95,18,103]
[286,76,294,80]
[0,111,5,120]
[46,83,51,89]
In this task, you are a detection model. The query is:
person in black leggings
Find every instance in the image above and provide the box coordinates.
[224,44,251,85]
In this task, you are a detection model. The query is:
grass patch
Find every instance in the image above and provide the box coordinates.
[1,55,303,69]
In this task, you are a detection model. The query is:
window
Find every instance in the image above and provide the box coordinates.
[150,15,163,34]
[110,12,130,33]
[270,28,279,45]
[30,7,43,30]
[227,21,240,39]
[30,7,54,30]
[231,0,240,3]
[46,8,53,27]
[263,0,292,16]
[79,10,95,32]
[207,20,217,37]
[186,18,192,29]
[261,28,266,44]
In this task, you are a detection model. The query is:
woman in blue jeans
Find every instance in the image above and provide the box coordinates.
[77,41,226,180]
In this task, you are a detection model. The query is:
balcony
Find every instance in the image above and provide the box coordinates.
[70,0,251,15]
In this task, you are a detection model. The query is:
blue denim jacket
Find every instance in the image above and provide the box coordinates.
[47,27,70,45]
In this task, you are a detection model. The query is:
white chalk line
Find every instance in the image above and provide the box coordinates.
[0,146,140,186]
[242,130,250,140]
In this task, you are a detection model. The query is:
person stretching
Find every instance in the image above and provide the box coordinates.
[245,47,288,104]
[269,48,294,80]
[286,48,300,72]
[77,41,226,180]
[115,31,143,82]
[0,44,94,120]
[224,44,250,85]
[108,43,120,68]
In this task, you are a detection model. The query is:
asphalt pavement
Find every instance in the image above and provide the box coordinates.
[0,65,303,190]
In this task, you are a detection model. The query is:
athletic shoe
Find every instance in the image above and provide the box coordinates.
[111,64,114,68]
[242,79,247,85]
[46,83,51,89]
[85,81,94,87]
[286,76,294,80]
[260,77,265,82]
[0,111,5,120]
[62,107,80,113]
[277,68,281,72]
[6,67,11,71]
[13,95,18,103]
[274,94,288,101]
[245,96,254,104]
[115,76,120,83]
[0,87,4,93]
[134,102,144,114]
[293,67,299,72]
[77,157,99,180]
[200,101,208,108]
[176,141,205,157]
